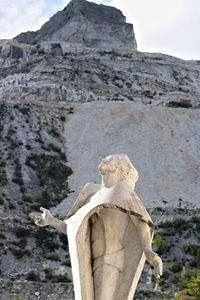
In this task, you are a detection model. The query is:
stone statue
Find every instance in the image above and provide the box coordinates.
[30,154,162,300]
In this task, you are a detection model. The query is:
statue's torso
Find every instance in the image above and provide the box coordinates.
[89,186,132,257]
[90,208,130,259]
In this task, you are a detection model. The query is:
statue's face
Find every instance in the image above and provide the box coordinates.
[98,155,117,175]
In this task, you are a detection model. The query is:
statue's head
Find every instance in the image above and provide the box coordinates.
[98,154,138,188]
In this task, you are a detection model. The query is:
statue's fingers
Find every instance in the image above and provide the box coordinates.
[35,219,40,226]
[35,216,42,225]
[29,212,41,220]
[156,256,163,276]
[159,261,163,276]
[155,262,163,278]
[35,220,44,226]
[159,263,163,276]
[154,265,160,278]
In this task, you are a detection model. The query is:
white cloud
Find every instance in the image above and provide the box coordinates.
[0,0,47,39]
[89,0,200,60]
[45,0,70,15]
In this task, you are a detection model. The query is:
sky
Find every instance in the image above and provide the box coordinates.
[0,0,199,60]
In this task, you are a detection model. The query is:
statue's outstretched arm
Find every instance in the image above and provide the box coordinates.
[66,182,101,219]
[29,183,101,233]
[29,207,67,235]
[130,215,163,278]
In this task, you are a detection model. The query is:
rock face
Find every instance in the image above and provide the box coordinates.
[15,0,137,53]
[0,39,29,59]
[0,51,200,106]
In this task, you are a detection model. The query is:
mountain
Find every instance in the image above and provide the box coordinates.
[0,0,200,299]
[15,0,137,53]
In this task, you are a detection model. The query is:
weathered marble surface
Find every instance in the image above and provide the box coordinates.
[30,154,162,299]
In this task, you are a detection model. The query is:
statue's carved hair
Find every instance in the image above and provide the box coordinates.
[111,154,139,186]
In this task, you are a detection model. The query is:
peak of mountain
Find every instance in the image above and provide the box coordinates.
[63,0,126,24]
[15,0,137,52]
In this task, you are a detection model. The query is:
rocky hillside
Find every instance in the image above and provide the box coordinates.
[0,0,200,299]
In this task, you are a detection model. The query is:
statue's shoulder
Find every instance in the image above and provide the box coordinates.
[109,182,154,232]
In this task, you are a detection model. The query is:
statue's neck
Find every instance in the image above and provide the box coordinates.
[101,175,135,190]
[101,174,119,188]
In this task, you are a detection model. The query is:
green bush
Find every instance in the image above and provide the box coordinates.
[170,262,182,273]
[12,159,24,187]
[153,234,173,255]
[44,268,71,283]
[26,271,40,281]
[172,273,180,284]
[162,294,171,300]
[158,220,173,229]
[189,259,198,268]
[59,233,68,250]
[56,213,66,221]
[44,252,60,261]
[160,228,175,237]
[190,216,200,225]
[51,273,71,283]
[0,189,4,205]
[44,268,53,280]
[35,190,55,208]
[25,153,72,208]
[34,228,58,251]
[30,202,40,210]
[11,238,27,249]
[16,227,30,238]
[62,258,71,267]
[11,248,30,259]
[174,269,200,299]
[22,193,31,202]
[173,219,189,234]
[15,227,30,238]
[174,294,197,300]
[183,244,200,259]
[157,278,169,290]
[185,269,200,297]
[162,271,170,280]
[159,218,189,236]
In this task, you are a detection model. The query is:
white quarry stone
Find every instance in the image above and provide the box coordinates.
[55,102,200,213]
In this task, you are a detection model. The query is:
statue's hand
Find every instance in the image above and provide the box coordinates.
[29,207,53,227]
[145,250,163,278]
